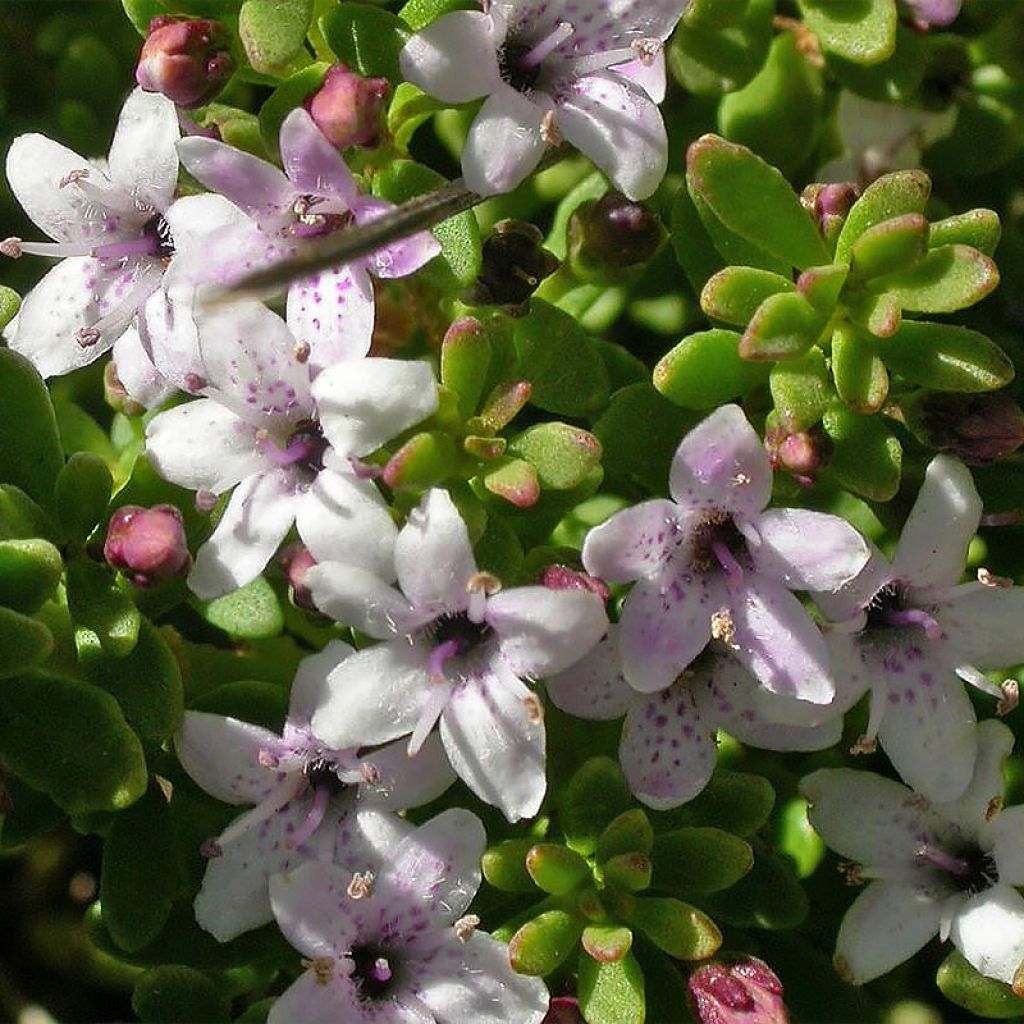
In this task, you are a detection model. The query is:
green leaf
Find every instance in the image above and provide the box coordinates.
[705,846,809,929]
[239,0,313,75]
[101,783,180,952]
[0,776,65,850]
[200,576,283,640]
[0,349,64,510]
[578,949,646,1024]
[526,843,591,895]
[132,966,230,1023]
[687,134,829,270]
[652,828,753,895]
[827,22,925,101]
[937,950,1024,1019]
[797,263,847,315]
[507,423,603,491]
[0,485,60,543]
[53,397,117,464]
[0,538,63,614]
[483,838,536,892]
[0,286,20,331]
[882,320,1014,392]
[740,292,824,360]
[835,170,931,264]
[622,896,722,960]
[79,617,184,746]
[66,558,141,658]
[690,187,790,276]
[654,769,775,836]
[193,680,289,734]
[874,244,1000,313]
[769,349,832,431]
[582,924,634,963]
[655,328,770,408]
[384,431,461,490]
[120,0,241,36]
[561,757,634,856]
[929,209,1001,257]
[320,3,409,83]
[684,0,749,29]
[398,0,476,31]
[822,403,902,501]
[798,0,897,65]
[441,318,492,419]
[54,452,112,542]
[512,301,610,416]
[603,853,653,893]
[832,325,889,414]
[508,909,585,975]
[669,182,725,294]
[0,671,147,815]
[848,289,901,338]
[0,606,54,678]
[597,809,655,862]
[259,63,329,159]
[700,266,795,326]
[927,93,1018,178]
[849,213,929,280]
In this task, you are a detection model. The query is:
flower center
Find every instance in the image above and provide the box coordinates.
[865,583,942,639]
[692,511,749,587]
[427,611,493,677]
[916,841,999,896]
[270,421,329,474]
[290,195,354,238]
[303,757,347,796]
[498,21,574,92]
[142,213,175,260]
[350,946,395,1000]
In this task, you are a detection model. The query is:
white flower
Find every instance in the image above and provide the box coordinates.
[176,641,455,941]
[306,487,609,822]
[802,720,1024,988]
[816,455,1024,803]
[145,298,438,599]
[268,808,548,1024]
[399,0,686,199]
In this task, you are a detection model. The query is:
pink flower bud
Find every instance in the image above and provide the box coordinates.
[105,504,189,586]
[687,956,789,1024]
[280,543,318,610]
[899,0,962,29]
[306,64,390,149]
[136,17,234,109]
[539,565,611,604]
[765,420,832,487]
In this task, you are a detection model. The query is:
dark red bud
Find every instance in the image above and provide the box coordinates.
[542,996,585,1024]
[539,565,611,604]
[136,17,234,109]
[902,391,1024,466]
[568,192,665,282]
[280,542,318,610]
[306,63,390,149]
[105,504,189,586]
[468,220,560,309]
[688,957,789,1024]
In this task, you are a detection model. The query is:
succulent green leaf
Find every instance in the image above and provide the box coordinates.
[320,3,409,83]
[827,22,925,101]
[483,838,537,892]
[0,286,20,331]
[132,965,230,1023]
[0,671,147,815]
[705,846,809,930]
[623,896,722,960]
[0,349,64,511]
[689,187,791,276]
[651,827,753,895]
[832,325,889,414]
[927,93,1018,179]
[683,0,749,29]
[0,538,63,614]
[669,182,725,294]
[740,291,825,361]
[822,403,902,501]
[526,843,592,895]
[882,320,1014,392]
[797,263,847,316]
[239,0,313,75]
[101,783,180,953]
[193,680,289,733]
[687,134,829,270]
[834,170,931,264]
[655,328,770,409]
[582,924,635,963]
[54,452,113,542]
[66,557,141,658]
[597,809,655,862]
[508,423,603,491]
[602,853,653,893]
[481,458,541,508]
[937,950,1024,1019]
[561,756,634,856]
[441,319,492,419]
[929,209,1001,256]
[849,213,929,281]
[874,244,1000,313]
[797,0,897,66]
[700,266,795,326]
[398,0,477,31]
[258,63,329,158]
[849,289,901,338]
[384,431,461,490]
[0,485,60,543]
[0,606,54,678]
[654,769,775,836]
[769,349,832,431]
[200,576,284,640]
[508,909,585,976]
[0,776,65,850]
[578,949,646,1024]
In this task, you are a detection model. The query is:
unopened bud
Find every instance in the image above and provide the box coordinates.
[688,956,789,1024]
[539,565,611,604]
[765,418,832,486]
[567,192,665,284]
[899,0,962,29]
[802,182,860,246]
[279,542,318,610]
[543,996,585,1023]
[901,391,1024,466]
[467,220,560,309]
[104,504,189,586]
[136,16,234,109]
[306,64,389,149]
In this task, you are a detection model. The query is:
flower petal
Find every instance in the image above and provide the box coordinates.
[145,398,264,493]
[314,357,439,458]
[546,628,635,721]
[439,667,546,822]
[112,324,176,409]
[554,71,667,201]
[892,455,981,590]
[489,585,608,678]
[306,563,416,638]
[752,508,870,593]
[933,718,1013,833]
[669,405,771,520]
[108,87,180,212]
[462,87,550,196]
[266,971,365,1024]
[991,806,1024,887]
[951,885,1024,987]
[611,53,666,103]
[350,198,441,280]
[188,469,298,600]
[618,572,717,693]
[310,639,431,750]
[288,638,355,723]
[279,108,359,204]
[399,11,502,104]
[268,859,360,960]
[582,499,690,584]
[835,882,942,985]
[175,711,282,805]
[933,584,1024,673]
[359,731,456,812]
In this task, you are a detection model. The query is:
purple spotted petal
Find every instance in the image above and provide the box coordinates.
[546,629,634,721]
[279,107,359,205]
[582,498,691,584]
[351,198,441,280]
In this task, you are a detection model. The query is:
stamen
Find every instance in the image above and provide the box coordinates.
[82,263,163,342]
[348,456,383,480]
[454,914,480,942]
[92,235,161,261]
[1,237,23,258]
[837,861,864,885]
[76,327,101,348]
[980,510,1024,527]
[956,663,1005,699]
[195,489,218,513]
[294,341,311,364]
[978,567,1013,588]
[883,608,942,639]
[306,956,335,986]
[370,957,392,984]
[540,110,561,145]
[520,21,574,69]
[407,680,452,757]
[710,607,738,648]
[287,783,332,849]
[59,168,90,188]
[914,842,971,878]
[76,177,149,215]
[998,679,1019,717]
[711,538,744,588]
[257,748,280,769]
[572,45,644,77]
[522,693,544,724]
[851,685,885,754]
[631,37,663,66]
[347,871,375,899]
